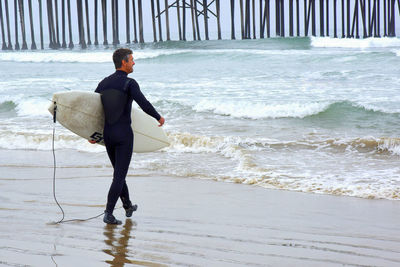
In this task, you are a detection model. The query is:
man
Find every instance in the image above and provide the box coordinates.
[92,48,165,225]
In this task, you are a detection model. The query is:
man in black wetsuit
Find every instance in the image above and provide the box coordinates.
[92,48,165,225]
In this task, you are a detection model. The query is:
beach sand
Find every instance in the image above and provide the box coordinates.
[0,149,399,267]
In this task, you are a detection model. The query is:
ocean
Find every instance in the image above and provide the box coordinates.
[0,37,399,200]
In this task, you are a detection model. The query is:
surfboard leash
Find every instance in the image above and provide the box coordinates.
[51,102,105,224]
[51,102,66,224]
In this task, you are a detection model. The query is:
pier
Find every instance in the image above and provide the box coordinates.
[0,0,399,50]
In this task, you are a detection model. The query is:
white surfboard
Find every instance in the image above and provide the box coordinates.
[48,91,169,153]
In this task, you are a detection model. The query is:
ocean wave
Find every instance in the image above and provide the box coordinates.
[284,136,400,155]
[256,175,400,200]
[193,100,331,119]
[0,100,16,113]
[163,132,400,200]
[0,130,105,152]
[355,102,400,114]
[0,98,51,117]
[0,49,265,63]
[311,36,400,48]
[167,132,250,163]
[1,129,399,200]
[377,138,400,155]
[167,132,400,156]
[192,100,398,119]
[0,47,356,63]
[1,124,398,160]
[0,50,188,63]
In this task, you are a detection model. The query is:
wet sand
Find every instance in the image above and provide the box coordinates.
[0,149,400,266]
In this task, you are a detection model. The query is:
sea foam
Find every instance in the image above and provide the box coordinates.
[193,99,331,119]
[0,47,362,63]
[311,36,400,48]
[0,130,106,152]
[0,97,52,117]
[0,50,188,63]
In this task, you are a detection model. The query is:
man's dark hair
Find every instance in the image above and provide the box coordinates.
[113,48,133,69]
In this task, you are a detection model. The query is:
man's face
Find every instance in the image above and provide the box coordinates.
[123,54,135,73]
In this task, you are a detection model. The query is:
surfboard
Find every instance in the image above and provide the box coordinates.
[48,90,169,153]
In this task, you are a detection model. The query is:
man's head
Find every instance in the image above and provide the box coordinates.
[113,48,135,73]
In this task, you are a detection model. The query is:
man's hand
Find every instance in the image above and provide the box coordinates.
[158,116,165,127]
[88,140,97,144]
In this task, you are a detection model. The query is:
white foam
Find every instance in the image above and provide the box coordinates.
[1,127,399,200]
[353,101,400,114]
[16,98,52,117]
[0,95,53,117]
[193,99,330,119]
[194,48,312,56]
[378,138,400,155]
[163,132,400,200]
[0,50,188,63]
[311,36,400,48]
[0,47,356,64]
[0,130,105,152]
[167,132,245,159]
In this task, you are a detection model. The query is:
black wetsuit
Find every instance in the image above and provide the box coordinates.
[95,70,161,214]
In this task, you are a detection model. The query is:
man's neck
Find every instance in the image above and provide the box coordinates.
[116,68,128,74]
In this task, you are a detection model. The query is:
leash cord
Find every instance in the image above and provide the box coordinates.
[52,103,104,224]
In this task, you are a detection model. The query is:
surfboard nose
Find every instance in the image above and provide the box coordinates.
[48,101,55,116]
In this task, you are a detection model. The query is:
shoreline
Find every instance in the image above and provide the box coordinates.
[0,149,400,266]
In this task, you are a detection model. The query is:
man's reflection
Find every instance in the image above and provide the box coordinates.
[103,219,135,266]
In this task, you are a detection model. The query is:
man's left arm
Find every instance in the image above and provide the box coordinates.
[129,80,162,122]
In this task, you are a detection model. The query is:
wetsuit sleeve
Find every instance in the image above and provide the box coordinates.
[95,80,103,93]
[128,79,161,121]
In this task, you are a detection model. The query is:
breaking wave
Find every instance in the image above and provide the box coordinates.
[1,129,399,200]
[0,50,189,63]
[0,98,51,117]
[311,36,400,48]
[193,100,399,119]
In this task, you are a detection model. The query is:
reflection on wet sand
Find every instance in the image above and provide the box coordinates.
[103,219,135,267]
[103,220,168,267]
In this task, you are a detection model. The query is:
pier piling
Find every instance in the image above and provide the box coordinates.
[18,0,28,49]
[164,0,170,40]
[190,0,196,40]
[39,0,44,49]
[176,0,182,40]
[54,0,60,47]
[150,0,157,42]
[289,0,293,36]
[85,0,91,45]
[67,0,74,48]
[183,0,187,41]
[296,0,300,36]
[132,0,138,43]
[62,0,67,48]
[4,0,12,49]
[28,0,36,49]
[13,0,18,49]
[203,0,209,40]
[0,0,6,50]
[138,0,144,43]
[156,0,163,41]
